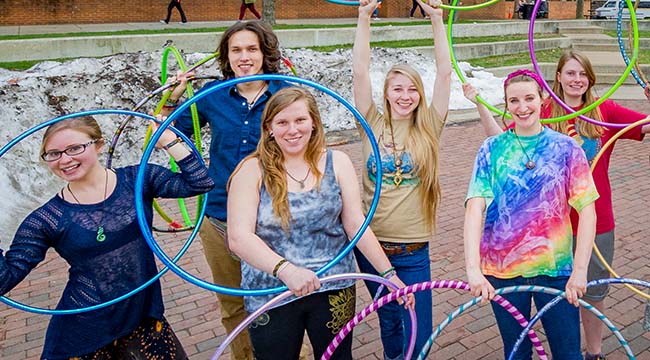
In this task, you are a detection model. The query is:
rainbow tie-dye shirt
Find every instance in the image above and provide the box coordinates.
[466,128,599,278]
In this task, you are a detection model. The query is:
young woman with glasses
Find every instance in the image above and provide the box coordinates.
[0,116,214,359]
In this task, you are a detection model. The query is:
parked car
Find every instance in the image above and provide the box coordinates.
[594,0,650,19]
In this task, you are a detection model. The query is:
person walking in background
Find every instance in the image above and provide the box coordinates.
[239,0,262,21]
[464,69,598,359]
[352,0,452,358]
[410,0,426,18]
[160,21,291,360]
[160,0,187,24]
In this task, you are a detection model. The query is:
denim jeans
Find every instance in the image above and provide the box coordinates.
[354,244,432,360]
[486,275,582,360]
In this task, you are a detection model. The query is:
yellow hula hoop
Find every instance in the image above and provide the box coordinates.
[589,116,650,299]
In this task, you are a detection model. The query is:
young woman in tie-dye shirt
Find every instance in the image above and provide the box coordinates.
[463,70,598,359]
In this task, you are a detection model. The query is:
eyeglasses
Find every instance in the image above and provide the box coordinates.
[41,139,100,162]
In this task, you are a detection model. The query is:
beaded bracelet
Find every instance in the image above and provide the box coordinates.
[272,259,289,278]
[379,266,395,277]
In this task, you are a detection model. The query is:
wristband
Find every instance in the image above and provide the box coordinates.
[162,138,183,150]
[272,259,289,278]
[379,266,395,277]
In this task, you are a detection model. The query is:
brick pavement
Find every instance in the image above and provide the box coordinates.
[1,106,650,359]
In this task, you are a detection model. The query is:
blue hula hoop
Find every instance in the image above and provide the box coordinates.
[507,278,645,360]
[616,1,646,88]
[135,74,383,296]
[0,109,207,315]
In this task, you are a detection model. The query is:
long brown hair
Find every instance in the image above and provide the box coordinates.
[548,50,603,139]
[382,64,441,232]
[217,21,281,79]
[230,87,326,230]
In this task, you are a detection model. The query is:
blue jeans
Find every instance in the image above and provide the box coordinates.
[354,244,432,360]
[487,275,582,360]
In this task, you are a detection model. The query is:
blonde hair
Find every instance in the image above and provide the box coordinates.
[230,87,326,231]
[548,50,603,139]
[40,116,104,158]
[383,64,441,232]
[501,72,545,128]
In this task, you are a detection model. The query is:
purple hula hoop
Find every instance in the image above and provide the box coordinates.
[211,273,417,360]
[327,280,546,360]
[528,0,635,128]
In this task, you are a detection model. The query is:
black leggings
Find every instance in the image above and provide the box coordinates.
[410,0,425,17]
[248,286,356,360]
[165,0,187,23]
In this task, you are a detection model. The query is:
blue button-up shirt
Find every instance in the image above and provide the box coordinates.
[175,79,291,221]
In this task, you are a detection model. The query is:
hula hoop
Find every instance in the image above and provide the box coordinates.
[416,282,547,360]
[210,273,416,360]
[447,0,509,119]
[0,109,207,315]
[529,0,640,126]
[508,278,646,360]
[135,74,383,296]
[588,116,650,300]
[323,0,500,10]
[617,0,646,88]
[321,280,546,360]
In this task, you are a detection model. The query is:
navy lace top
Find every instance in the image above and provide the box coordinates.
[0,154,214,359]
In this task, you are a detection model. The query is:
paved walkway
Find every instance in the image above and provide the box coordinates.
[2,19,650,360]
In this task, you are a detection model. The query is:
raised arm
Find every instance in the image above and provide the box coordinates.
[352,0,380,117]
[227,158,320,297]
[462,83,504,137]
[333,150,415,308]
[419,0,452,119]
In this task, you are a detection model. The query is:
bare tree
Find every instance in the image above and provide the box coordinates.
[262,0,276,25]
[576,0,585,19]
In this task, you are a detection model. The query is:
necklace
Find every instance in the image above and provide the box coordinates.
[67,168,109,242]
[513,127,542,170]
[286,167,311,189]
[387,119,404,187]
[245,82,267,110]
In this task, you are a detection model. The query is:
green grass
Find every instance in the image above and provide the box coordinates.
[307,33,561,52]
[604,30,650,38]
[0,19,498,41]
[464,48,650,68]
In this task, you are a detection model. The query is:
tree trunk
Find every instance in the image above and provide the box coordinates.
[576,0,585,19]
[262,0,276,25]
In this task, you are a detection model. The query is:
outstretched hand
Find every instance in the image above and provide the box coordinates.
[166,70,194,101]
[417,0,444,19]
[359,0,380,17]
[462,83,479,105]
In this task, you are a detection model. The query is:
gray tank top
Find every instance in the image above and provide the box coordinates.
[241,150,356,312]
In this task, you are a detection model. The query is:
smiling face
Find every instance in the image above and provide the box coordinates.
[505,81,543,136]
[227,30,264,78]
[268,100,314,158]
[42,129,103,183]
[557,58,590,103]
[385,73,421,120]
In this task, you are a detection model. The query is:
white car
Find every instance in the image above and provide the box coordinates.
[594,0,650,19]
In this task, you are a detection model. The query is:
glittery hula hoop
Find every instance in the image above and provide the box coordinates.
[417,281,547,360]
[508,278,646,360]
[0,109,207,315]
[589,116,650,300]
[323,0,500,10]
[447,0,509,119]
[135,74,383,297]
[530,0,641,126]
[210,273,415,360]
[322,280,545,360]
[617,0,647,88]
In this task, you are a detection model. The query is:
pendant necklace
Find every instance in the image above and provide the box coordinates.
[387,119,404,187]
[513,126,542,170]
[286,167,311,189]
[67,168,109,242]
[245,82,267,110]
